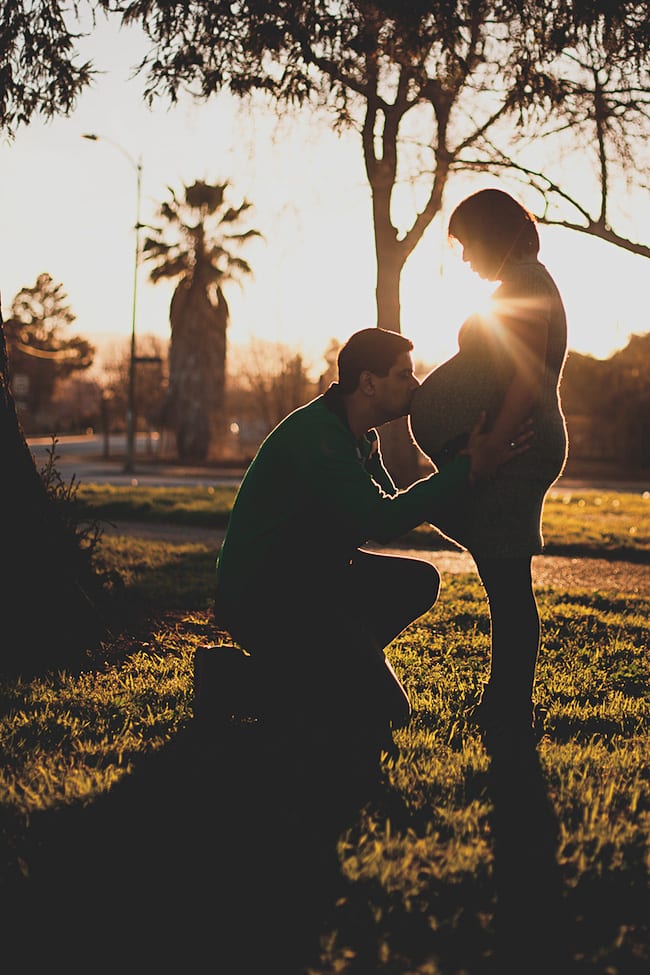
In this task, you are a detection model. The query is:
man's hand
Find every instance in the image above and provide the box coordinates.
[462,412,534,486]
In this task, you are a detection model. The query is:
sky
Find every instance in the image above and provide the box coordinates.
[1,16,649,381]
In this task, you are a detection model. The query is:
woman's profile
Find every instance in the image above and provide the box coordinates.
[410,187,569,748]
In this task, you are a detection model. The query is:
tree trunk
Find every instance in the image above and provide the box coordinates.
[167,278,228,464]
[375,247,403,334]
[373,220,422,486]
[0,306,108,676]
[364,92,449,487]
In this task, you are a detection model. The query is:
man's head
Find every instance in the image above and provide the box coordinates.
[338,328,414,392]
[337,328,419,428]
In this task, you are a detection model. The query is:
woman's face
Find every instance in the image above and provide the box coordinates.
[457,235,498,281]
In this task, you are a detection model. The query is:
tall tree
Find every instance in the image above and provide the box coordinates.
[142,180,261,463]
[121,0,650,479]
[4,273,94,430]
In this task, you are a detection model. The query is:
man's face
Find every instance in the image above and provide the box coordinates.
[372,351,420,423]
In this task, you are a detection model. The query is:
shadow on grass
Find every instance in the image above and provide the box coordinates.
[5,720,648,972]
[484,739,572,975]
[485,735,649,975]
[4,719,386,973]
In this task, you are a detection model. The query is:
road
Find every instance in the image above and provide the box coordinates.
[27,433,242,488]
[27,433,650,494]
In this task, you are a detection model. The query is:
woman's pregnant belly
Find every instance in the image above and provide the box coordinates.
[409,351,506,467]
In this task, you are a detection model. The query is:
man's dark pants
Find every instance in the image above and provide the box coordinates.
[214,549,441,747]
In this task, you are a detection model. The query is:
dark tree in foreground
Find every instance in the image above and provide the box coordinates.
[0,299,110,675]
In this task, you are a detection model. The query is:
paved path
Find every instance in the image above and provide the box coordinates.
[366,546,650,597]
[106,521,650,597]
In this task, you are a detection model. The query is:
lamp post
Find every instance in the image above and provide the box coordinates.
[82,133,142,474]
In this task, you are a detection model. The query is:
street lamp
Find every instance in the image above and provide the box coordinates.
[82,133,142,474]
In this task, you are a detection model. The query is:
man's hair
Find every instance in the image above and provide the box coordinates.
[448,187,539,260]
[337,328,414,394]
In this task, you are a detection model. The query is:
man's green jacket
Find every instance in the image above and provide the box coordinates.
[215,385,470,611]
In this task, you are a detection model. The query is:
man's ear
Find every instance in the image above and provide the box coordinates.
[358,369,377,396]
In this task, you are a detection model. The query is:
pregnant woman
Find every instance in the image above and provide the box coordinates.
[410,188,569,748]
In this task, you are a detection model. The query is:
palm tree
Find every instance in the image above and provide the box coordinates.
[142,180,261,463]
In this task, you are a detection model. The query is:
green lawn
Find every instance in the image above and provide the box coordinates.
[1,486,648,972]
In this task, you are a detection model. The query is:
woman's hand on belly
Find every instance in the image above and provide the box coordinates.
[462,414,534,485]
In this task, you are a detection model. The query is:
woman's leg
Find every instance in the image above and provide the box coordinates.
[473,555,540,727]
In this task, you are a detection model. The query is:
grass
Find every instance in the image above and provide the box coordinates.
[76,483,650,559]
[76,482,236,529]
[1,486,649,972]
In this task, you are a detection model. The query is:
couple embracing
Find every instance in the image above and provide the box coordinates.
[212,188,568,769]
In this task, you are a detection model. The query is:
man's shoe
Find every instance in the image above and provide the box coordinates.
[193,644,261,723]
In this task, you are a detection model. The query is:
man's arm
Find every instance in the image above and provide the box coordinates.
[363,428,398,497]
[301,419,470,546]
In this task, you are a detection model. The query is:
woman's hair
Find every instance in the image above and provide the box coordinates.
[337,328,414,393]
[448,188,539,261]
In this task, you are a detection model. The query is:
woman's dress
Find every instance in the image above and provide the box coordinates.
[409,257,568,558]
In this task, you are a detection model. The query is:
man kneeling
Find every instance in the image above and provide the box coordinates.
[213,327,523,770]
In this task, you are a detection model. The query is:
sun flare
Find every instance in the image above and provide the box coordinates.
[401,237,497,374]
